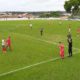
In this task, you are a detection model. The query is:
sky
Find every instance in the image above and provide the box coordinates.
[0,0,66,12]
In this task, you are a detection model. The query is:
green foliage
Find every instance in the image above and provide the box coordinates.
[40,12,60,18]
[64,0,80,15]
[64,1,72,13]
[51,12,60,17]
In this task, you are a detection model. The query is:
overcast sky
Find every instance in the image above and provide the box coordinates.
[0,0,66,12]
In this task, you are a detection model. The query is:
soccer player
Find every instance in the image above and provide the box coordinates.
[59,42,64,59]
[29,24,32,29]
[6,36,12,51]
[68,26,71,33]
[2,39,6,53]
[77,27,80,37]
[59,21,62,25]
[67,37,72,57]
[67,33,71,39]
[40,28,44,36]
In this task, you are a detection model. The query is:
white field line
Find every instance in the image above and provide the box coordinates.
[0,51,79,77]
[0,57,60,77]
[13,32,80,51]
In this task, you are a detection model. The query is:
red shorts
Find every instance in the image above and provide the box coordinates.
[60,53,64,56]
[60,51,64,58]
[2,47,6,51]
[77,29,80,33]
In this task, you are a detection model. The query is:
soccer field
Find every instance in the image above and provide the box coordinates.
[0,20,80,80]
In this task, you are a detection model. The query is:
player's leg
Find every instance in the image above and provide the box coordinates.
[41,31,42,36]
[68,48,71,57]
[2,46,6,53]
[70,48,72,56]
[61,53,64,59]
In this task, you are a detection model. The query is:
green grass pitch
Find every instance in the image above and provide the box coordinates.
[0,20,80,80]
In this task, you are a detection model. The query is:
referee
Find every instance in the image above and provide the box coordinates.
[40,28,44,36]
[67,36,72,57]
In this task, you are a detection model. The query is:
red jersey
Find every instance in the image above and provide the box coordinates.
[59,44,64,59]
[6,37,11,46]
[77,28,80,33]
[59,44,64,55]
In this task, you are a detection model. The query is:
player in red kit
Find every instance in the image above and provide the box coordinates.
[77,27,80,37]
[2,39,7,53]
[6,36,12,51]
[59,42,64,59]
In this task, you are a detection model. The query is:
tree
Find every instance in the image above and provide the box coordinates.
[64,0,80,16]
